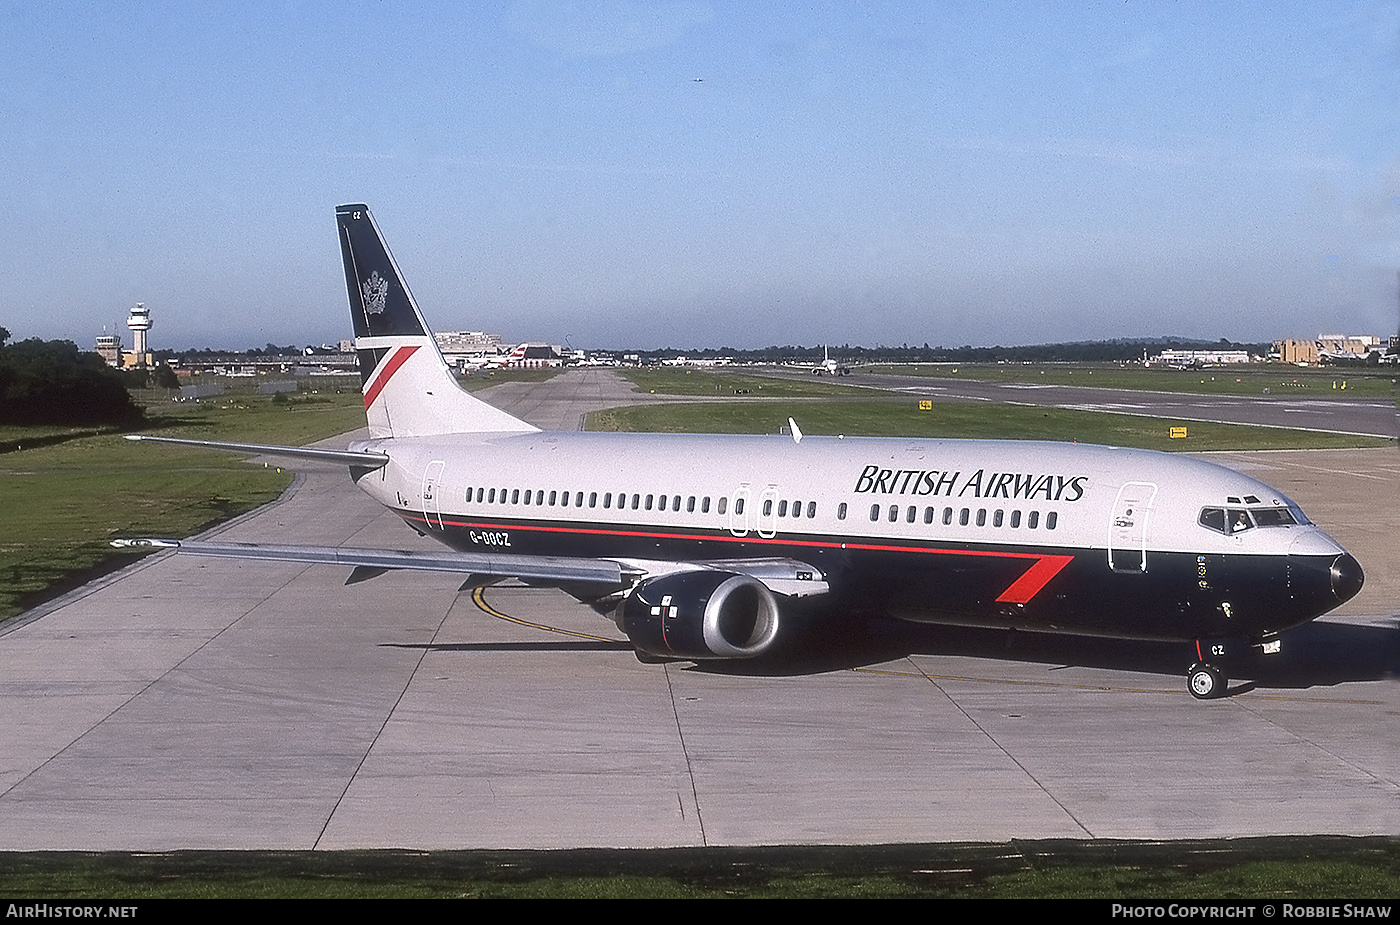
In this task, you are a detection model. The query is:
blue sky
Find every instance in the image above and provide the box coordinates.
[2,2,1397,350]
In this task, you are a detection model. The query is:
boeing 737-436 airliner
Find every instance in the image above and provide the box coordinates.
[119,204,1364,700]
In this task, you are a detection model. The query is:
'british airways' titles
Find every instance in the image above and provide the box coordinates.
[853,465,1088,502]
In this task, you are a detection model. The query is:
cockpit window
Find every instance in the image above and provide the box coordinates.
[1228,510,1254,534]
[1199,506,1296,534]
[1251,507,1296,527]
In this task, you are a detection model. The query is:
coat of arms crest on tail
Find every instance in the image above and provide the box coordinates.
[361,271,389,315]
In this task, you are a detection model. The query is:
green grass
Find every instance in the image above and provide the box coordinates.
[865,362,1400,400]
[587,397,1391,452]
[0,388,368,621]
[1,840,1397,898]
[618,366,871,397]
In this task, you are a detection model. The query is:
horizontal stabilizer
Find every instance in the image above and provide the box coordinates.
[124,435,389,467]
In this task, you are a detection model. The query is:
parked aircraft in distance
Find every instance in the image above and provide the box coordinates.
[118,204,1364,700]
[788,345,853,376]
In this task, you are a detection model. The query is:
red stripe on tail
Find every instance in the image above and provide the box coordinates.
[363,345,420,409]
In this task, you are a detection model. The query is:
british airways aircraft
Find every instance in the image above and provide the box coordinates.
[119,204,1364,700]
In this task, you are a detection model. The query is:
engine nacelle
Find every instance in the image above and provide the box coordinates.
[616,570,781,659]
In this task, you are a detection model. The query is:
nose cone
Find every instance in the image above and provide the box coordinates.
[1330,553,1364,604]
[1286,530,1364,619]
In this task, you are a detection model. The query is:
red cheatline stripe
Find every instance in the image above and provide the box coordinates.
[995,554,1074,604]
[363,345,421,408]
[401,512,1076,604]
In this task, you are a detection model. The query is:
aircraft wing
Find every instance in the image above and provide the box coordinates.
[111,539,830,598]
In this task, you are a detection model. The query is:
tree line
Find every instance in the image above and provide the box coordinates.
[0,327,143,426]
[626,337,1273,364]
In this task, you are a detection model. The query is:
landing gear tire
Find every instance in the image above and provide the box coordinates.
[1187,662,1226,700]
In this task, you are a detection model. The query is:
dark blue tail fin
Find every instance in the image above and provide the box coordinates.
[335,204,536,437]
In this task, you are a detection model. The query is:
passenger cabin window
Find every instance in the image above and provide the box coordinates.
[806,501,816,518]
[837,502,847,520]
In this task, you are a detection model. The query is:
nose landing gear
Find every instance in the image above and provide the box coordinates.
[1186,635,1246,700]
[1187,661,1226,700]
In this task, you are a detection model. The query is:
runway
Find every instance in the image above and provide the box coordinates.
[0,369,1395,850]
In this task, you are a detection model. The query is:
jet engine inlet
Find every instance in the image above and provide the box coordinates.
[618,570,781,659]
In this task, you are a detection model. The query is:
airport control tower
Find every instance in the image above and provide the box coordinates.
[126,303,151,368]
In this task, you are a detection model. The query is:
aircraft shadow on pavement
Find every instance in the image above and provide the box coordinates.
[378,614,1399,694]
[686,614,1400,693]
[382,640,634,654]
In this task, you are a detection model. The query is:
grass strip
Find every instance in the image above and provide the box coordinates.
[864,363,1400,400]
[0,389,367,621]
[0,838,1396,898]
[587,397,1389,452]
